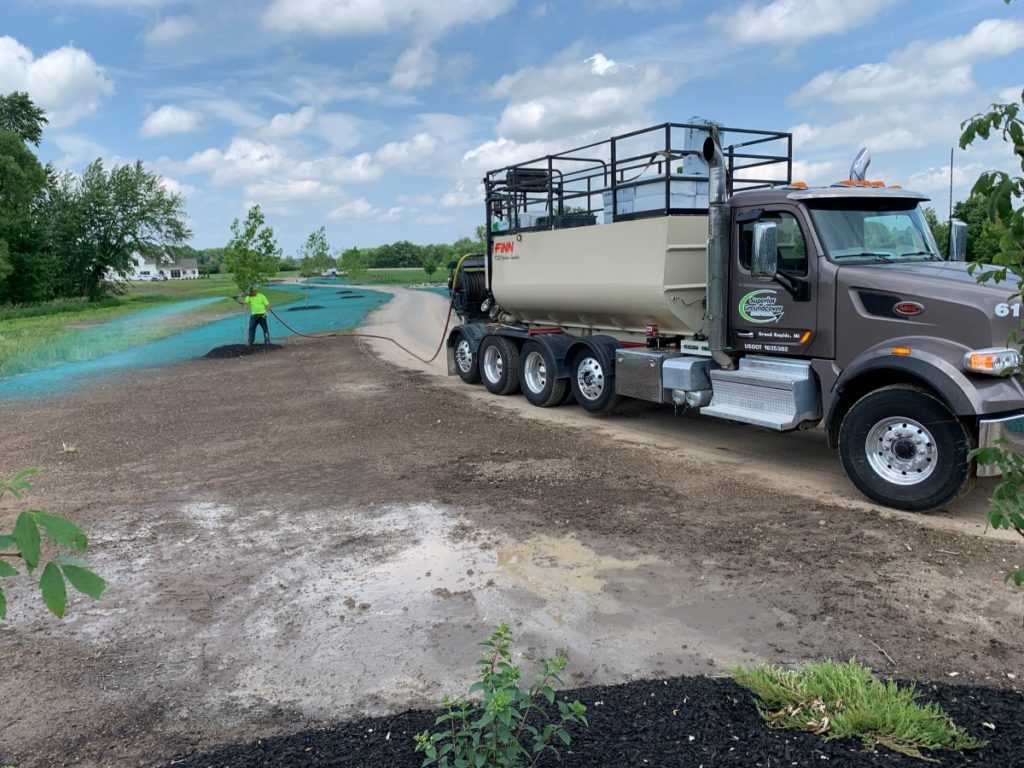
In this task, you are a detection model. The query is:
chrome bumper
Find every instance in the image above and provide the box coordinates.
[977,412,1024,477]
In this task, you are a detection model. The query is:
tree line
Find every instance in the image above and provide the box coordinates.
[0,92,189,304]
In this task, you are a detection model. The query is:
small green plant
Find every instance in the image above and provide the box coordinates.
[414,623,588,767]
[734,659,984,761]
[0,468,106,618]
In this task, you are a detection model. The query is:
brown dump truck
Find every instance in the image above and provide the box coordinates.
[447,121,1024,512]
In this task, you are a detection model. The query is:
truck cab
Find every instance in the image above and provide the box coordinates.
[446,121,1024,511]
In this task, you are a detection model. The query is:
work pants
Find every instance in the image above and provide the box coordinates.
[248,313,270,344]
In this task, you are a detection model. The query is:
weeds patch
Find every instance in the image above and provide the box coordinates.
[733,659,984,761]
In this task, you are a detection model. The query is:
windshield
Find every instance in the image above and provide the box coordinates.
[808,202,942,264]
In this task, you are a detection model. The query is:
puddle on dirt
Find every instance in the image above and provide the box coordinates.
[0,500,799,723]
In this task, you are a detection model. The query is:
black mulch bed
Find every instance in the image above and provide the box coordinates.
[336,290,358,294]
[286,305,324,311]
[164,677,1023,767]
[337,295,364,300]
[204,343,283,359]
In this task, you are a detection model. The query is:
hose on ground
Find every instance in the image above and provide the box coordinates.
[264,253,473,366]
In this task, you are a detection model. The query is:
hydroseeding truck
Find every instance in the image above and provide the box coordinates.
[445,121,1024,512]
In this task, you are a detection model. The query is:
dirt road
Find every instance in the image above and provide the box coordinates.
[0,288,1020,767]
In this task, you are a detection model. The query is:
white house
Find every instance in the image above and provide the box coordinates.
[116,254,200,281]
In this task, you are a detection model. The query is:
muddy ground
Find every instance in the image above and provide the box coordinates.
[0,289,1022,767]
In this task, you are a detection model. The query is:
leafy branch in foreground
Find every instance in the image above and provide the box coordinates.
[414,623,587,768]
[960,90,1024,601]
[0,468,106,618]
[734,659,984,761]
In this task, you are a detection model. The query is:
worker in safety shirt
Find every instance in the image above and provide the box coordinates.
[235,287,271,345]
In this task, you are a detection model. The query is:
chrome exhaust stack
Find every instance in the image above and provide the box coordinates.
[702,132,734,370]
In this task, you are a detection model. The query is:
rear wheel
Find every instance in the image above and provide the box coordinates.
[520,341,568,407]
[452,330,480,384]
[838,385,974,512]
[479,337,521,396]
[570,350,619,414]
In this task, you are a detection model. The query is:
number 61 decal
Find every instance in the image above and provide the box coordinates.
[995,302,1022,318]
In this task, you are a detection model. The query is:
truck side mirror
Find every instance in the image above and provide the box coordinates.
[752,221,778,278]
[949,219,967,262]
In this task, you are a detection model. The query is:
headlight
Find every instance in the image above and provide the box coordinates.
[963,347,1021,376]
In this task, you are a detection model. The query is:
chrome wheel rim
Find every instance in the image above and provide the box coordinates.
[482,344,503,383]
[523,350,548,394]
[866,417,936,485]
[576,356,605,401]
[455,339,473,374]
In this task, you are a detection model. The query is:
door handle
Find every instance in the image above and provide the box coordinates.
[736,331,755,338]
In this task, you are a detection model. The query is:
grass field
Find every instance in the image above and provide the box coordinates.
[361,268,443,285]
[0,275,303,376]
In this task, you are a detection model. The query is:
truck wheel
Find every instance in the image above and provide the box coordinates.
[479,337,521,396]
[452,330,480,384]
[570,350,620,414]
[520,341,568,407]
[838,385,974,512]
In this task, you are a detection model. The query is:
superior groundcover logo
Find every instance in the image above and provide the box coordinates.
[739,289,785,324]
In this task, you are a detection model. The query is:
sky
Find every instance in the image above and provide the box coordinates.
[0,0,1021,256]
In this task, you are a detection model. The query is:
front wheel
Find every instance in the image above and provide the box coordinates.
[838,385,974,512]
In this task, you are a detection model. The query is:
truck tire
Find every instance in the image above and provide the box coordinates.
[520,341,568,407]
[479,337,521,396]
[452,329,480,384]
[570,349,620,414]
[838,385,974,512]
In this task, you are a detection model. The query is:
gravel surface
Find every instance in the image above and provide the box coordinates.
[1,291,1021,767]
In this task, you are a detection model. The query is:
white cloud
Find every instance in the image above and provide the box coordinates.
[375,132,439,168]
[244,179,338,203]
[263,0,516,38]
[144,16,198,45]
[390,44,439,90]
[328,198,377,220]
[489,48,672,141]
[0,36,114,128]
[792,19,1024,107]
[440,180,481,208]
[264,105,317,138]
[417,113,473,142]
[182,138,290,185]
[141,105,202,137]
[716,0,894,46]
[159,176,197,198]
[906,162,985,195]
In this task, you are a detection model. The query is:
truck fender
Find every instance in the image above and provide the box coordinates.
[825,337,996,447]
[564,335,621,377]
[518,333,576,378]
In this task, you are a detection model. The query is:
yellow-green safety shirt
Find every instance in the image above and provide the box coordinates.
[245,293,270,315]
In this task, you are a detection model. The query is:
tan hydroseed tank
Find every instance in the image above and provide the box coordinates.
[490,215,710,342]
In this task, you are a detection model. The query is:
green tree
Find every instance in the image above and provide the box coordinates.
[423,258,438,279]
[297,226,333,276]
[959,88,1024,592]
[951,194,1005,263]
[224,204,281,293]
[0,129,47,302]
[923,207,949,257]
[338,246,366,282]
[0,91,48,146]
[40,160,190,300]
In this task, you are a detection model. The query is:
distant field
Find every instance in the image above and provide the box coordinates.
[361,268,443,285]
[0,276,302,376]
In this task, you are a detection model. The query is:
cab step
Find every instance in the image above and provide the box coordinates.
[700,356,821,430]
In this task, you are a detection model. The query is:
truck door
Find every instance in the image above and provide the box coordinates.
[729,206,818,357]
